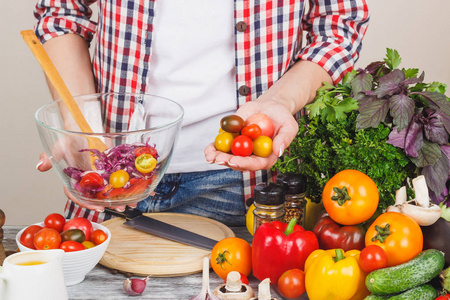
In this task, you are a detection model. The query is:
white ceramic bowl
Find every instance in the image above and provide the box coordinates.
[16,221,111,286]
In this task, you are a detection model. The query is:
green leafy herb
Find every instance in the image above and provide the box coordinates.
[274,48,450,210]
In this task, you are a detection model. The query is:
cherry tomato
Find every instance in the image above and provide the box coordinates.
[79,172,105,191]
[63,217,94,241]
[365,212,423,267]
[322,169,379,225]
[231,135,253,157]
[359,245,388,273]
[44,213,66,233]
[245,113,274,138]
[135,154,157,173]
[134,146,157,158]
[241,124,262,140]
[60,241,85,252]
[214,131,235,153]
[436,294,450,300]
[224,272,249,285]
[34,228,61,250]
[219,128,239,138]
[221,115,245,133]
[109,170,129,188]
[82,240,96,249]
[211,237,252,280]
[252,135,273,157]
[60,229,86,243]
[91,229,108,245]
[277,269,306,299]
[20,225,43,249]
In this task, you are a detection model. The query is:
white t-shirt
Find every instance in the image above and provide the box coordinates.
[147,0,236,174]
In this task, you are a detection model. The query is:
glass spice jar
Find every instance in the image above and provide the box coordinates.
[253,182,286,233]
[276,173,307,227]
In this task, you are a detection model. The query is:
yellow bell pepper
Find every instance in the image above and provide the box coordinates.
[305,249,370,300]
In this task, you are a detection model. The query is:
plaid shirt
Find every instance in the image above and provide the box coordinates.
[34,0,369,222]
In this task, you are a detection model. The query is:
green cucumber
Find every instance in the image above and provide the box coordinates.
[364,295,391,300]
[388,284,436,300]
[365,249,444,295]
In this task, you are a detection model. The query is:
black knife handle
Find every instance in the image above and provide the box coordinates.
[104,206,143,220]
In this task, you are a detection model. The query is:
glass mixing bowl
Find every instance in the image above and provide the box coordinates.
[35,93,184,207]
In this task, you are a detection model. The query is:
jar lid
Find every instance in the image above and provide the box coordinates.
[276,173,307,194]
[254,182,286,205]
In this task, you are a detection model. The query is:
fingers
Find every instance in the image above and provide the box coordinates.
[36,152,53,172]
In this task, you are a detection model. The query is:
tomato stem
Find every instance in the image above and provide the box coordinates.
[285,218,297,236]
[371,223,391,243]
[331,186,351,206]
[216,250,232,270]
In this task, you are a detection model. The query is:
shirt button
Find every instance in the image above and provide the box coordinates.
[238,85,250,96]
[236,21,248,32]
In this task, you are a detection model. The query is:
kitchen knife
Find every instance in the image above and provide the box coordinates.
[103,207,219,250]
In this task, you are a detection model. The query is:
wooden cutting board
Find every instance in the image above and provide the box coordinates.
[99,213,235,277]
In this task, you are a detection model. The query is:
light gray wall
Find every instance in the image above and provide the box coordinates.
[2,0,450,225]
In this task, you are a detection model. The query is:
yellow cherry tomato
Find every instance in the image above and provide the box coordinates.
[109,170,129,188]
[82,241,95,249]
[135,154,157,173]
[252,135,273,157]
[215,131,235,153]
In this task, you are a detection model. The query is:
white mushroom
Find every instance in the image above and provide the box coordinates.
[389,175,442,226]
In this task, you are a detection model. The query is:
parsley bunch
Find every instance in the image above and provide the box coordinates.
[275,49,449,210]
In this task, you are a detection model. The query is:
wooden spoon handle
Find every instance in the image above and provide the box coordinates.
[21,30,94,133]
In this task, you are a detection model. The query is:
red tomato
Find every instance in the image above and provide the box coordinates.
[44,213,66,233]
[91,229,108,245]
[20,225,43,249]
[221,115,245,133]
[134,146,158,158]
[231,135,253,157]
[79,172,105,191]
[224,272,249,285]
[245,113,274,138]
[60,241,85,252]
[34,228,62,250]
[63,217,94,241]
[359,245,388,273]
[436,294,450,300]
[277,269,306,299]
[241,124,262,140]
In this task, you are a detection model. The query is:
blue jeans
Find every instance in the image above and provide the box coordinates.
[135,169,246,226]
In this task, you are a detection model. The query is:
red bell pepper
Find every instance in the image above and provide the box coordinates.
[252,218,319,283]
[312,211,365,251]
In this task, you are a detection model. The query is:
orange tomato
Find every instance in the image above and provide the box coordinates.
[365,212,423,267]
[211,237,252,280]
[90,229,108,245]
[322,169,379,225]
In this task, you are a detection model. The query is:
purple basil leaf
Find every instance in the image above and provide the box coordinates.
[365,61,385,75]
[441,144,450,166]
[389,93,415,131]
[404,118,423,157]
[436,110,450,134]
[409,139,442,168]
[403,71,424,85]
[387,126,407,149]
[372,83,401,98]
[413,91,450,115]
[421,109,449,144]
[356,98,390,130]
[352,73,373,96]
[379,69,405,85]
[422,150,449,197]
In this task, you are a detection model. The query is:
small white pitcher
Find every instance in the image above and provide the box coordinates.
[0,249,68,300]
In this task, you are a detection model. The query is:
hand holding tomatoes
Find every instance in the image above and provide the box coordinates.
[214,113,274,158]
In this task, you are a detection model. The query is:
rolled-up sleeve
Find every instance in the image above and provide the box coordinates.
[299,0,370,84]
[34,0,98,44]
